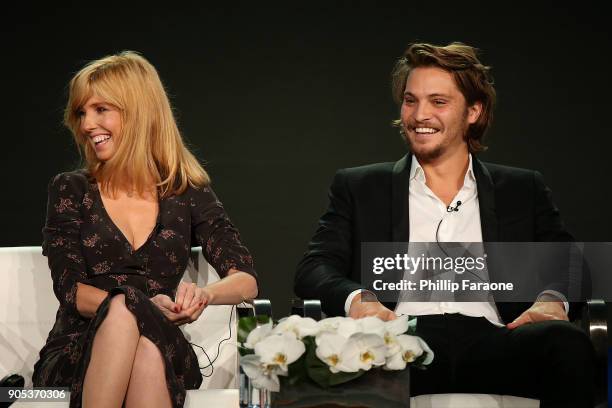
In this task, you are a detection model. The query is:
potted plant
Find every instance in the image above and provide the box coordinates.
[239,314,433,407]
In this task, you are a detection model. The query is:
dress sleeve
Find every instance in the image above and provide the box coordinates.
[42,173,90,314]
[188,185,256,280]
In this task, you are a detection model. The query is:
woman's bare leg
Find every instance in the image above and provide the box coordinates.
[124,336,172,408]
[82,294,139,408]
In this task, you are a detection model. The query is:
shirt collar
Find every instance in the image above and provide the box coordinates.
[466,154,476,183]
[409,153,476,184]
[409,155,425,182]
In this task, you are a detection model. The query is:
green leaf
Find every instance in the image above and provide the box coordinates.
[237,317,257,345]
[404,316,418,336]
[286,353,308,385]
[328,370,365,386]
[255,315,271,325]
[412,352,429,369]
[238,346,255,357]
[303,336,330,388]
[237,315,271,345]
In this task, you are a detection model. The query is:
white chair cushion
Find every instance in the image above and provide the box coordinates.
[0,246,238,391]
[411,393,539,407]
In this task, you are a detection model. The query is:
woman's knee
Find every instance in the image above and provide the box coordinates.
[134,336,164,367]
[108,293,126,309]
[104,294,136,326]
[130,337,167,383]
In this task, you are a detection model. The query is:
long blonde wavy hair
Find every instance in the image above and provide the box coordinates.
[64,51,210,198]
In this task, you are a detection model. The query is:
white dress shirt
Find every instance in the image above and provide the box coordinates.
[345,154,567,326]
[396,154,503,326]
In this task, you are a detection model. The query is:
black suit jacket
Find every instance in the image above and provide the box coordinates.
[295,154,575,324]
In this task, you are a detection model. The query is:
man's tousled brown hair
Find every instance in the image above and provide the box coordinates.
[391,42,496,152]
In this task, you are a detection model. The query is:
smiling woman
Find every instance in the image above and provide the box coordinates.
[77,96,121,162]
[32,51,258,408]
[63,51,209,198]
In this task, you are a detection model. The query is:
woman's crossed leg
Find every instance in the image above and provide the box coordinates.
[82,294,172,408]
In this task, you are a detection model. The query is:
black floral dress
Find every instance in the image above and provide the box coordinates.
[32,170,256,408]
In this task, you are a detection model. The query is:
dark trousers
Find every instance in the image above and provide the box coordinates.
[411,313,596,408]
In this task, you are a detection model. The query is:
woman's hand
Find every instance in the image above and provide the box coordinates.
[150,291,207,325]
[173,282,211,324]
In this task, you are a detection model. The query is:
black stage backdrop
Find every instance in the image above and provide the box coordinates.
[3,3,611,319]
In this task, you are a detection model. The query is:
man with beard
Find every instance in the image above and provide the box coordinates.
[294,42,595,407]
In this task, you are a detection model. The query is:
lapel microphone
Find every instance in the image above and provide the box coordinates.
[446,200,462,212]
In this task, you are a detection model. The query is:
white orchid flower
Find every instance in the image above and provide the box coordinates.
[357,316,386,336]
[384,334,434,370]
[244,321,273,349]
[317,316,360,338]
[416,336,434,365]
[315,332,354,373]
[240,354,281,392]
[272,315,319,339]
[254,332,306,371]
[382,315,410,357]
[385,315,410,335]
[339,332,386,372]
[316,316,344,332]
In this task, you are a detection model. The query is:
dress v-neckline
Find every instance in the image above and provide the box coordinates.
[94,183,161,253]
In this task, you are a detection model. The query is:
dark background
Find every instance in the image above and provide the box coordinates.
[3,3,611,317]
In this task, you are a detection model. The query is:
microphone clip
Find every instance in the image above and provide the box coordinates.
[446,200,462,212]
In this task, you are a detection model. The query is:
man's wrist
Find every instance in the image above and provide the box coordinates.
[350,290,378,308]
[345,289,378,316]
[358,290,378,303]
[536,292,567,312]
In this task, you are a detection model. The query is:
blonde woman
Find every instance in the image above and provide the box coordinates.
[32,51,258,408]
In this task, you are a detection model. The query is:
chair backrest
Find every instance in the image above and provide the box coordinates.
[0,247,238,389]
[183,248,238,389]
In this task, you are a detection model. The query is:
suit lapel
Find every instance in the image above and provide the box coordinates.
[391,154,411,242]
[473,157,499,242]
[386,154,411,309]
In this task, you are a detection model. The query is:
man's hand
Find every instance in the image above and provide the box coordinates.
[348,292,396,321]
[506,300,568,329]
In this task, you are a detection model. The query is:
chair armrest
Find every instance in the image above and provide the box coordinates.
[236,299,273,407]
[579,299,608,407]
[0,373,24,388]
[1,373,25,407]
[580,299,608,361]
[237,299,273,320]
[291,298,322,321]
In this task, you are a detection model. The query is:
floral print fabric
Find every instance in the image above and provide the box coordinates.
[32,170,256,407]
